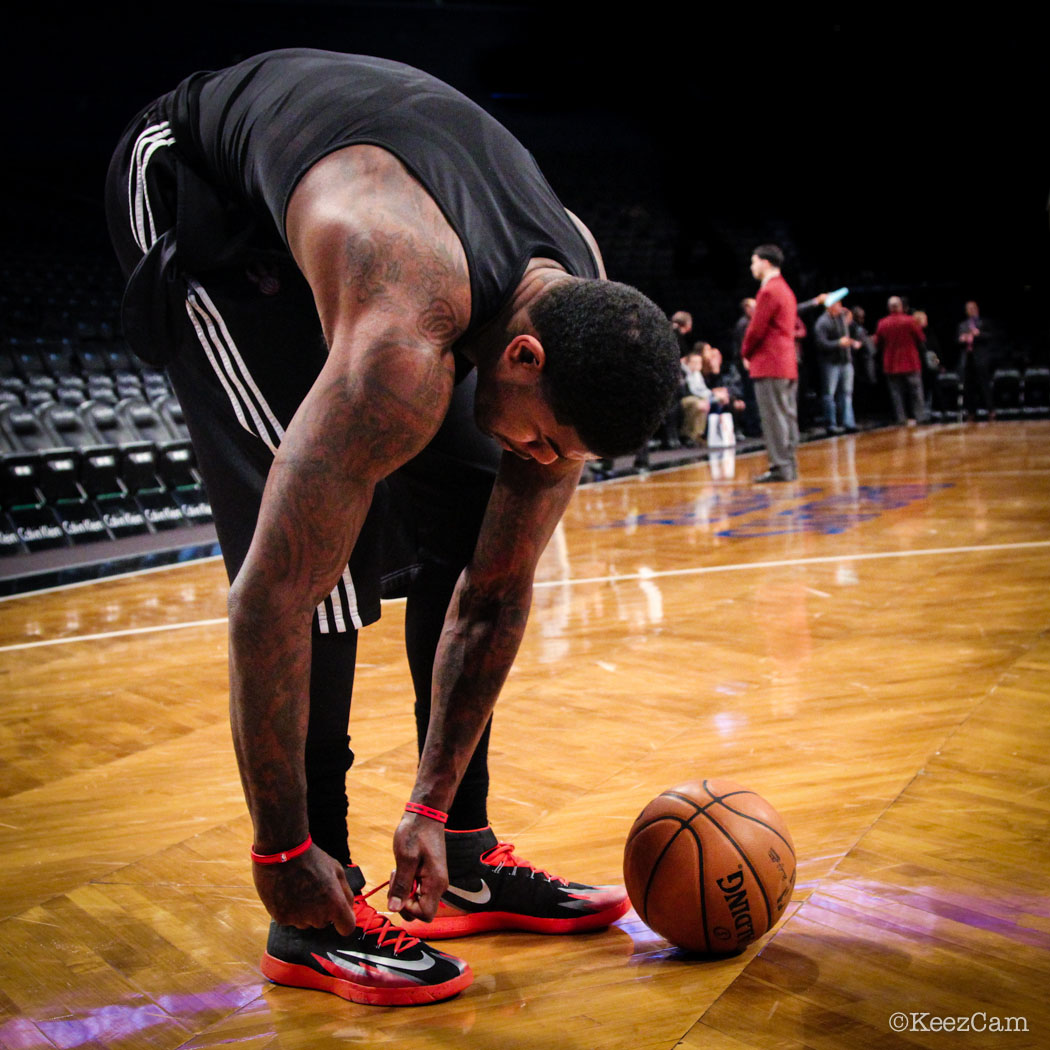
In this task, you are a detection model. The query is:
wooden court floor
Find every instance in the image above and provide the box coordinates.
[1,421,1049,1050]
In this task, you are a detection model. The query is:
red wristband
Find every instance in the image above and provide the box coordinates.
[250,834,313,864]
[405,802,449,824]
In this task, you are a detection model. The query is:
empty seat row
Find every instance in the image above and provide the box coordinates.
[2,336,153,382]
[935,367,1050,418]
[0,397,188,455]
[0,441,212,556]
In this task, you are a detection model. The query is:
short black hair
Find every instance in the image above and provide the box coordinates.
[753,243,784,268]
[530,279,680,458]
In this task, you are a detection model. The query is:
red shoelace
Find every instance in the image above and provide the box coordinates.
[480,841,568,885]
[356,883,420,954]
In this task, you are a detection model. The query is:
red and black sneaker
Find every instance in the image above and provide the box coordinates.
[399,827,630,939]
[260,873,473,1006]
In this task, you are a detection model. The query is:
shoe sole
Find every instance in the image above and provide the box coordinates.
[260,954,474,1006]
[399,896,631,939]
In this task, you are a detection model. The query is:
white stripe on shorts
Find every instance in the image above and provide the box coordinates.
[126,119,363,635]
[185,280,285,454]
[128,121,175,252]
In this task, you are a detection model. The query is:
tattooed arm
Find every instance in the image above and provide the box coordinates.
[388,450,583,918]
[227,145,470,933]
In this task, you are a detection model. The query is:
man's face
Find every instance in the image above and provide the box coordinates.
[749,254,765,280]
[828,302,843,317]
[966,301,979,318]
[702,346,722,373]
[671,312,692,335]
[474,367,595,465]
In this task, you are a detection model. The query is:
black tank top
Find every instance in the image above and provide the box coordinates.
[160,49,599,335]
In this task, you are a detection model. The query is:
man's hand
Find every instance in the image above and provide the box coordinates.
[389,813,449,921]
[253,844,357,935]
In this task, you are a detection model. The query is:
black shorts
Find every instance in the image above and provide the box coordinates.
[104,105,500,632]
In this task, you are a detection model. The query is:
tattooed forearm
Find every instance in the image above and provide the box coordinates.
[412,578,533,808]
[411,456,583,809]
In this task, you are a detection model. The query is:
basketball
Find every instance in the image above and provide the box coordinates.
[623,779,796,954]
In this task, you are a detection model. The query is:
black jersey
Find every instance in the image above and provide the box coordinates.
[159,49,599,335]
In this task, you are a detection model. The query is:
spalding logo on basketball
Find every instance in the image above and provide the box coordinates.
[623,779,796,953]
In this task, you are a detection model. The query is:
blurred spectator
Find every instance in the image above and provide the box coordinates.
[733,298,756,365]
[679,347,712,446]
[732,297,761,435]
[671,310,694,357]
[957,300,996,420]
[849,304,878,386]
[874,296,926,425]
[912,309,942,417]
[814,300,860,433]
[700,343,748,436]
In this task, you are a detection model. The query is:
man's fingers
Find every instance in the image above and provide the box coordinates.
[395,866,443,921]
[387,862,418,913]
[332,872,358,936]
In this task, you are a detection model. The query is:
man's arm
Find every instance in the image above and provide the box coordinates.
[230,145,470,933]
[813,314,849,354]
[388,452,583,918]
[229,340,455,932]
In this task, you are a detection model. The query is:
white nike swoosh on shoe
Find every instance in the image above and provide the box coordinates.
[445,879,492,904]
[329,949,437,973]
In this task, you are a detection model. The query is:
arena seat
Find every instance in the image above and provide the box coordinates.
[35,403,102,450]
[1022,367,1049,416]
[153,394,191,440]
[115,397,177,444]
[0,403,60,453]
[936,372,964,421]
[991,369,1022,417]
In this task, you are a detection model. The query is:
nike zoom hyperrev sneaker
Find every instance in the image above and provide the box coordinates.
[399,826,631,938]
[260,881,473,1006]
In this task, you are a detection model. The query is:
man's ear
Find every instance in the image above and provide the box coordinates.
[505,334,547,372]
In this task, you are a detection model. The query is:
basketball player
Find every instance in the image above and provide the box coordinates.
[105,49,679,1006]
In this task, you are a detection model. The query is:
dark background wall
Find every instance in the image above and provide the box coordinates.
[3,2,1046,359]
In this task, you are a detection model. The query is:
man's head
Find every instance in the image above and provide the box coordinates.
[965,300,980,318]
[740,297,756,318]
[671,311,693,336]
[852,305,866,325]
[700,344,722,374]
[750,244,784,281]
[475,279,680,461]
[887,296,904,314]
[827,300,844,317]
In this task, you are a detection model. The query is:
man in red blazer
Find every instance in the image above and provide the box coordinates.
[741,244,800,481]
[874,296,927,425]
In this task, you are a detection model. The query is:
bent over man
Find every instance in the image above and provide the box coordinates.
[105,49,679,1007]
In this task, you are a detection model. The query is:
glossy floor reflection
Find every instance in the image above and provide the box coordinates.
[1,421,1049,1049]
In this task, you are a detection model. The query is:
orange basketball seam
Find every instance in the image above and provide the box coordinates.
[637,821,688,924]
[683,822,712,954]
[711,803,796,859]
[691,808,776,932]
